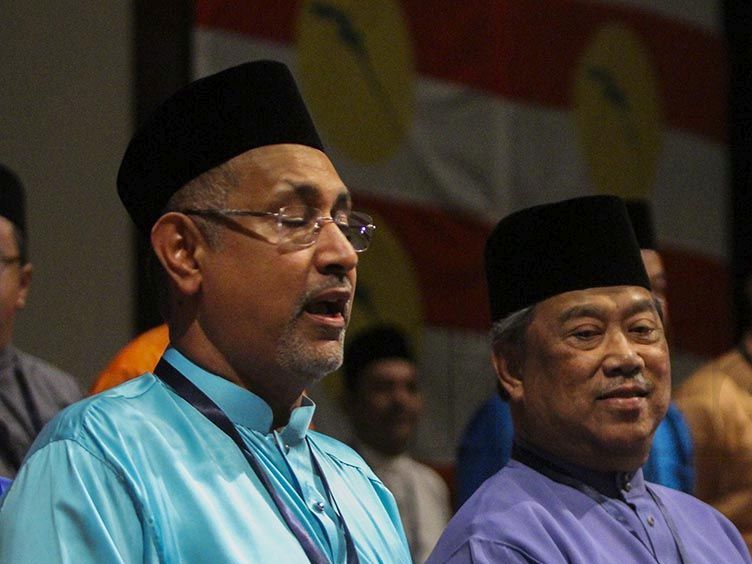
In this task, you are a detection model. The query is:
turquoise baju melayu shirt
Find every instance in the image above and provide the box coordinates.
[0,348,411,563]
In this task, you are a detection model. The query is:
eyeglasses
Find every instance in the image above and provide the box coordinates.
[181,205,376,252]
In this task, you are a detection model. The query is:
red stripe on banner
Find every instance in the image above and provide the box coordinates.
[355,194,493,331]
[195,2,299,45]
[404,0,726,143]
[662,246,732,358]
[195,0,726,143]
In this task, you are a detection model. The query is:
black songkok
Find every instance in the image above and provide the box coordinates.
[485,195,650,322]
[625,199,657,250]
[344,325,414,392]
[117,60,325,235]
[0,164,25,236]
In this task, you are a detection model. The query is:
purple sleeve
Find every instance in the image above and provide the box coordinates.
[431,538,549,564]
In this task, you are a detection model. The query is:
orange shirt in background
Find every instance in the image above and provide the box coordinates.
[89,324,169,395]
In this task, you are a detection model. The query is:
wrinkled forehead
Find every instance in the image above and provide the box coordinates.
[226,144,350,207]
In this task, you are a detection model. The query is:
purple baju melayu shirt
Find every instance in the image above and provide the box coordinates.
[428,446,751,563]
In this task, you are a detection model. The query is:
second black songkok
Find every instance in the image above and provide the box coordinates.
[485,195,650,321]
[118,60,325,235]
[625,199,657,250]
[344,325,414,392]
[0,164,25,236]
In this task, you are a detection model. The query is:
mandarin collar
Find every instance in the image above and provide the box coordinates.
[512,438,644,499]
[162,347,315,440]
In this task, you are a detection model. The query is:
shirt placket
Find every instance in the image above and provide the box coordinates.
[274,431,345,562]
[621,482,681,563]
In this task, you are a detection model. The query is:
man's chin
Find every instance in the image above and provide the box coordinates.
[312,341,345,373]
[597,435,652,467]
[277,326,344,379]
[287,350,343,382]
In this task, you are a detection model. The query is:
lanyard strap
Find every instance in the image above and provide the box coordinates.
[512,443,691,564]
[154,359,358,564]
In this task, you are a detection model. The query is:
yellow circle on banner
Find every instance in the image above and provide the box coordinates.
[323,209,423,399]
[574,23,663,199]
[296,0,414,163]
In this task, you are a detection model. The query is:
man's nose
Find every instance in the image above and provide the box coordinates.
[392,385,415,406]
[314,221,358,275]
[602,331,645,377]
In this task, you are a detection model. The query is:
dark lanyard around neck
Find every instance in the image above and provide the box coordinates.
[512,442,691,564]
[154,359,359,564]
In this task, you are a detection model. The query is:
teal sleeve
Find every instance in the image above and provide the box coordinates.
[0,439,156,563]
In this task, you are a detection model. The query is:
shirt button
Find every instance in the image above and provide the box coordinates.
[284,444,290,454]
[624,482,632,492]
[313,501,326,512]
[647,516,656,527]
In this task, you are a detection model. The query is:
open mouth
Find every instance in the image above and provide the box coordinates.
[304,298,347,318]
[599,388,648,400]
[301,285,352,329]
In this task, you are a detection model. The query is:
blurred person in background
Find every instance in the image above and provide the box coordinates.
[675,273,752,553]
[0,164,81,479]
[344,324,451,562]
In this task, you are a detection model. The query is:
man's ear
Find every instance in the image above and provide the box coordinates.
[150,212,205,297]
[14,262,32,310]
[492,348,524,403]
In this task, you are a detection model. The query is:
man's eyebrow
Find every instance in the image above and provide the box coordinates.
[623,298,659,318]
[333,191,352,209]
[558,305,604,324]
[274,181,352,208]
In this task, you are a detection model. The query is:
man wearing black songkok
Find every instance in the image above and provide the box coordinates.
[428,196,750,563]
[0,62,411,563]
[344,325,451,562]
[0,165,80,482]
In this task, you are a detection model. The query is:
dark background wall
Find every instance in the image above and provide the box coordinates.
[1,2,133,387]
[726,0,752,337]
